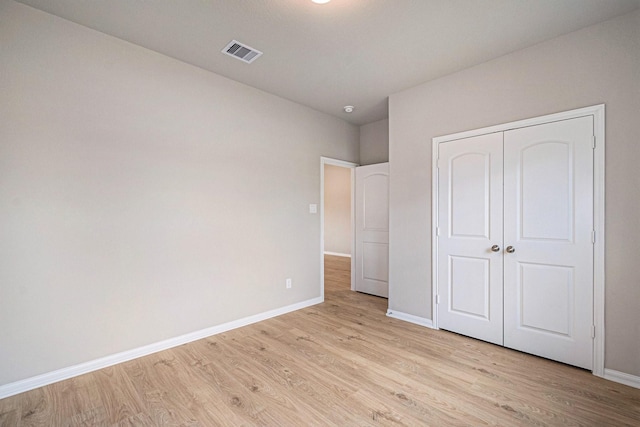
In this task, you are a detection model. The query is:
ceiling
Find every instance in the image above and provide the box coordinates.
[15,0,640,126]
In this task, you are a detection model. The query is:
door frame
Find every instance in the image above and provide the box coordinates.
[321,157,359,299]
[431,104,605,377]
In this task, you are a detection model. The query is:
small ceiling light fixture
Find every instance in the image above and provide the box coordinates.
[312,0,331,4]
[343,105,355,113]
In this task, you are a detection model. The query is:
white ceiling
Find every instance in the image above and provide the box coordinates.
[15,0,640,125]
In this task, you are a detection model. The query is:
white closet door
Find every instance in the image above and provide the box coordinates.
[355,163,389,297]
[503,116,594,370]
[437,133,504,345]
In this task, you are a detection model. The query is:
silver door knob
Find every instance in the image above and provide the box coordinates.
[506,246,515,253]
[491,245,500,252]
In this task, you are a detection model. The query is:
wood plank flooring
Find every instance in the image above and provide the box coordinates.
[1,254,639,426]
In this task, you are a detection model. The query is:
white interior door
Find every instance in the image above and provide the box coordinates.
[437,133,504,345]
[355,163,389,297]
[503,117,594,370]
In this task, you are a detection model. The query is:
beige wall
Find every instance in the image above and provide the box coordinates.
[389,10,640,376]
[323,165,352,255]
[0,1,358,386]
[360,118,389,165]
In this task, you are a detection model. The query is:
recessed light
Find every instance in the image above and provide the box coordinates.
[343,106,354,113]
[312,0,331,4]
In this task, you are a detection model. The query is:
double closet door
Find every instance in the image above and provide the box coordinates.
[436,116,594,370]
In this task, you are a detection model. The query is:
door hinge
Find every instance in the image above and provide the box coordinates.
[592,230,596,244]
[591,325,596,339]
[436,294,441,305]
[436,227,441,237]
[592,135,596,149]
[436,158,441,169]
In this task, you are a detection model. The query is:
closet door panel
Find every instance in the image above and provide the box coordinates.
[503,116,594,370]
[437,133,504,345]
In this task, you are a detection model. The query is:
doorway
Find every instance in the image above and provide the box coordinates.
[320,157,357,299]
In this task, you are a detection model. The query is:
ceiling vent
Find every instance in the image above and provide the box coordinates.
[222,40,263,64]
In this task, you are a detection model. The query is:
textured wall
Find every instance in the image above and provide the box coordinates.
[324,165,352,256]
[0,1,358,386]
[360,119,389,165]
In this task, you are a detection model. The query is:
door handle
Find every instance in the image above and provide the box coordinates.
[490,245,500,252]
[506,246,515,253]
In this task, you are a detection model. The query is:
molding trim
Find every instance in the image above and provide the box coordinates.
[0,297,323,400]
[433,104,605,143]
[592,104,606,378]
[604,369,640,389]
[324,251,351,258]
[386,310,435,329]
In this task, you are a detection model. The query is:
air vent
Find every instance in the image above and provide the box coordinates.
[222,40,263,64]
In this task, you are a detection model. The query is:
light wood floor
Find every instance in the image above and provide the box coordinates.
[1,255,639,426]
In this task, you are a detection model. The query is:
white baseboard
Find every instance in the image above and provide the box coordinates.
[0,297,323,400]
[323,251,351,258]
[386,309,435,329]
[604,369,640,389]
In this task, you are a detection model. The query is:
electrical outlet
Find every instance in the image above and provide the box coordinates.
[286,278,292,289]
